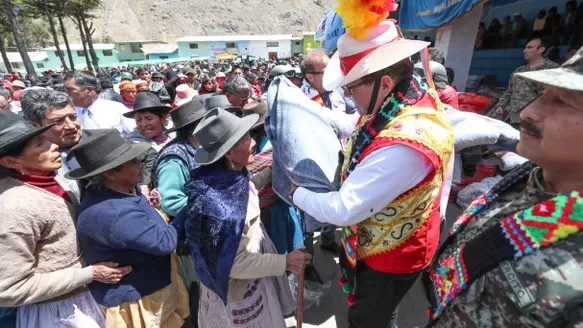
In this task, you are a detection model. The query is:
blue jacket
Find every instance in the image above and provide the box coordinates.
[76,185,186,307]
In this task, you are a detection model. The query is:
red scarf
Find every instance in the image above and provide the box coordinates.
[13,173,72,203]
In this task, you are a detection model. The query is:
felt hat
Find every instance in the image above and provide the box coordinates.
[11,80,26,89]
[515,45,583,92]
[204,95,231,111]
[241,101,268,131]
[167,97,207,132]
[196,93,213,106]
[0,110,55,158]
[323,20,429,90]
[65,129,150,180]
[123,92,170,118]
[151,71,164,79]
[183,67,196,76]
[173,84,198,107]
[194,107,259,165]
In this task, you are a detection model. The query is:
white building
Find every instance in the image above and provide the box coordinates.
[177,34,294,60]
[0,51,49,74]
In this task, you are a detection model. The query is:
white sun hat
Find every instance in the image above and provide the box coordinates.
[323,20,430,91]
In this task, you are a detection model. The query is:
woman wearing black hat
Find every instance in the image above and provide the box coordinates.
[124,92,172,152]
[124,92,173,197]
[185,108,311,328]
[67,129,189,327]
[152,98,207,218]
[150,97,208,326]
[0,111,132,327]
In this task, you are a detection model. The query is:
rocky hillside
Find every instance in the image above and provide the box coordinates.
[87,0,335,42]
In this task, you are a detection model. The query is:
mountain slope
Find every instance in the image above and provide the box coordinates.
[89,0,335,42]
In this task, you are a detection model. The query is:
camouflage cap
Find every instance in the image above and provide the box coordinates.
[515,46,583,92]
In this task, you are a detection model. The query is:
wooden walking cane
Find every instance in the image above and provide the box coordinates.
[297,264,305,328]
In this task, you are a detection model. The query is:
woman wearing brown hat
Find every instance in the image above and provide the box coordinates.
[0,111,132,327]
[185,108,311,328]
[67,129,189,327]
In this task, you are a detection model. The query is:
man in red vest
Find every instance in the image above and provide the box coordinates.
[290,17,454,328]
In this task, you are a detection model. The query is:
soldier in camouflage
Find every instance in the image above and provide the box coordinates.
[430,46,583,327]
[489,38,559,127]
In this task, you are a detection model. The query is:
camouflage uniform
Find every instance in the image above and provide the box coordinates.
[433,167,583,328]
[493,59,559,124]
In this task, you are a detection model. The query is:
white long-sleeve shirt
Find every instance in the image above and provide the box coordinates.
[293,144,433,226]
[75,98,136,137]
[310,102,360,138]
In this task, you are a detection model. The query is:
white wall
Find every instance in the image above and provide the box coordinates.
[249,40,292,59]
[249,41,268,59]
[437,5,484,91]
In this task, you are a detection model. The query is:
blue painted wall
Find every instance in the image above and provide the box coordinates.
[469,46,569,87]
[148,52,178,60]
[177,41,211,58]
[44,49,118,70]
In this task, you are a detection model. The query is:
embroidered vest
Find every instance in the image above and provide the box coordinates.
[340,90,454,268]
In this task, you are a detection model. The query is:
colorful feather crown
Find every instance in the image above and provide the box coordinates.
[335,0,399,40]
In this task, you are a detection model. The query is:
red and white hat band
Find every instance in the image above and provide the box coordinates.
[338,20,402,76]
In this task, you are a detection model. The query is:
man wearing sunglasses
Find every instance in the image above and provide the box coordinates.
[268,65,303,88]
[301,50,353,116]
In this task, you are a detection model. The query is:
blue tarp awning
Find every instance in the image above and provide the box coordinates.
[399,0,489,31]
[489,0,521,5]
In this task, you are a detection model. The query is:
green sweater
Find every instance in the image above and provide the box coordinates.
[157,157,190,217]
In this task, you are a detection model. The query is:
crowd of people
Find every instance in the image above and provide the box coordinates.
[475,1,583,54]
[0,1,583,327]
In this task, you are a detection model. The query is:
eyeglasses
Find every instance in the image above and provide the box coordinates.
[283,71,303,79]
[306,71,324,75]
[344,80,370,96]
[228,92,251,103]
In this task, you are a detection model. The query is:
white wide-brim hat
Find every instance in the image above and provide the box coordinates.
[324,20,430,91]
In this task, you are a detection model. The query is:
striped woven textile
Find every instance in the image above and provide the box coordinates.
[248,149,278,208]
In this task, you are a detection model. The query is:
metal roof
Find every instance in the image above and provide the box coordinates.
[43,43,115,51]
[142,44,179,55]
[0,51,48,63]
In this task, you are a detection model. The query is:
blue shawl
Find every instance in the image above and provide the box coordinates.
[184,164,250,304]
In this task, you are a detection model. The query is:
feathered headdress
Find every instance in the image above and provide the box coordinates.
[335,0,399,40]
